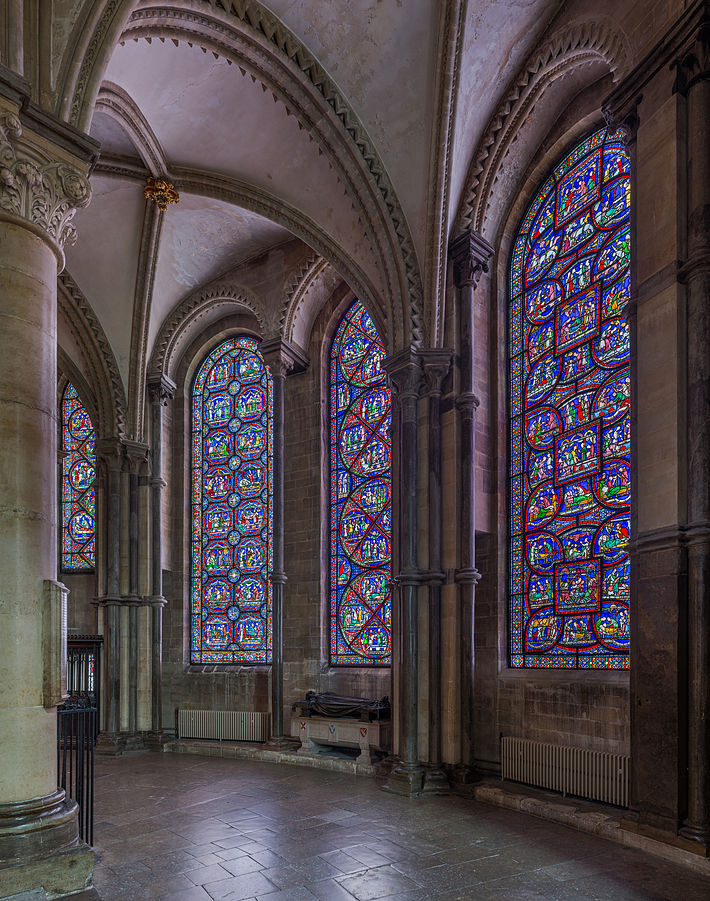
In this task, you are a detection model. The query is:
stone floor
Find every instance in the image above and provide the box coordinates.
[71,752,710,901]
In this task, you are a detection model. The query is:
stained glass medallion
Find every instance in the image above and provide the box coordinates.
[61,383,96,570]
[191,337,273,664]
[509,128,630,669]
[330,301,392,665]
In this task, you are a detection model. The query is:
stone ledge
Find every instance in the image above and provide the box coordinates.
[474,780,710,878]
[166,739,375,776]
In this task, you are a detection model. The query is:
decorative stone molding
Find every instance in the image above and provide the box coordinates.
[280,253,341,350]
[455,19,629,238]
[59,0,423,348]
[58,269,127,438]
[147,373,177,407]
[426,0,467,347]
[148,280,265,380]
[96,81,168,176]
[420,348,453,397]
[261,336,309,379]
[0,110,91,249]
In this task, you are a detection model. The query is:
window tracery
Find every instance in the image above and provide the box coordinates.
[509,128,631,669]
[329,301,392,666]
[191,337,273,664]
[61,383,96,571]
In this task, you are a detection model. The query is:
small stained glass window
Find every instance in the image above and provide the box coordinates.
[329,300,392,665]
[61,383,96,571]
[191,337,273,664]
[509,128,631,669]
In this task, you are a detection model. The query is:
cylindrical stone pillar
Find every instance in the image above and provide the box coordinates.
[146,376,175,745]
[383,350,424,796]
[449,230,493,786]
[420,351,452,793]
[0,96,93,888]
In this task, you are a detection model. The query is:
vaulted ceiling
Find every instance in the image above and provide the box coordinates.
[52,0,611,439]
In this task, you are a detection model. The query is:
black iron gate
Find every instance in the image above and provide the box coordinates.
[57,696,96,846]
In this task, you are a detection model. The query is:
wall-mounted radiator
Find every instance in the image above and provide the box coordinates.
[501,736,629,807]
[177,709,270,742]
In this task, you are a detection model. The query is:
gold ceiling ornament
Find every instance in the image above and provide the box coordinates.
[144,177,179,211]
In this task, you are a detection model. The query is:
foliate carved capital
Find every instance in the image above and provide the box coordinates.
[147,374,177,406]
[261,337,309,380]
[384,348,423,404]
[419,348,453,396]
[603,104,640,147]
[449,229,494,289]
[123,440,150,474]
[0,111,91,248]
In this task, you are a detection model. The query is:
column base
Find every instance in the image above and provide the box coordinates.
[94,733,128,756]
[0,791,93,897]
[382,762,425,797]
[678,824,710,856]
[449,763,480,796]
[144,731,172,752]
[421,766,450,795]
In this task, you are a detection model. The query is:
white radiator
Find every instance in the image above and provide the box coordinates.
[177,709,269,742]
[501,736,629,807]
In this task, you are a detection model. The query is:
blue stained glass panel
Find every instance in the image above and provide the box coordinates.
[330,301,392,665]
[509,128,630,669]
[191,337,273,664]
[61,384,96,571]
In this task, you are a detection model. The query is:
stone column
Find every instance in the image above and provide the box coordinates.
[94,438,123,750]
[449,230,493,786]
[146,375,175,747]
[420,350,453,794]
[0,84,95,895]
[124,441,148,742]
[676,17,710,849]
[262,339,306,749]
[384,349,425,796]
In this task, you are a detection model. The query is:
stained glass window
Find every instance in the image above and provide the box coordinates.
[61,383,96,571]
[191,337,273,664]
[509,128,631,669]
[330,301,392,665]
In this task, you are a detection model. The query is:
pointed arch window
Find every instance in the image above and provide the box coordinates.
[329,300,392,666]
[509,127,631,669]
[191,337,273,664]
[61,383,96,571]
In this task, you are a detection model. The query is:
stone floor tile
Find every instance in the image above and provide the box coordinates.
[306,879,358,900]
[336,864,421,901]
[202,871,278,900]
[255,887,318,901]
[219,854,266,876]
[186,862,234,885]
[317,849,369,874]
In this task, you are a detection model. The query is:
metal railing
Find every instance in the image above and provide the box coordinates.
[67,635,102,737]
[57,695,96,846]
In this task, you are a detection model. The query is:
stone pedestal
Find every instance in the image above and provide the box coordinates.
[0,84,94,896]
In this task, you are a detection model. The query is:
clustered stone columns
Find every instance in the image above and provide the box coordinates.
[0,70,95,895]
[449,230,493,787]
[604,0,710,853]
[94,436,153,752]
[420,349,453,794]
[147,375,176,747]
[261,339,306,749]
[384,349,425,796]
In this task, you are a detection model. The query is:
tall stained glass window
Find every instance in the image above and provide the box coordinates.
[61,383,96,571]
[191,337,273,664]
[330,300,392,665]
[509,128,631,669]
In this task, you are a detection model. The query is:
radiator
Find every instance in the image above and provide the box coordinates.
[501,736,629,807]
[177,709,269,742]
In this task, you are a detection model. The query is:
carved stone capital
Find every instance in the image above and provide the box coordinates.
[674,13,710,94]
[95,437,124,471]
[0,107,91,252]
[261,336,309,380]
[147,373,177,406]
[123,439,150,474]
[384,348,423,405]
[419,348,453,396]
[449,229,494,289]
